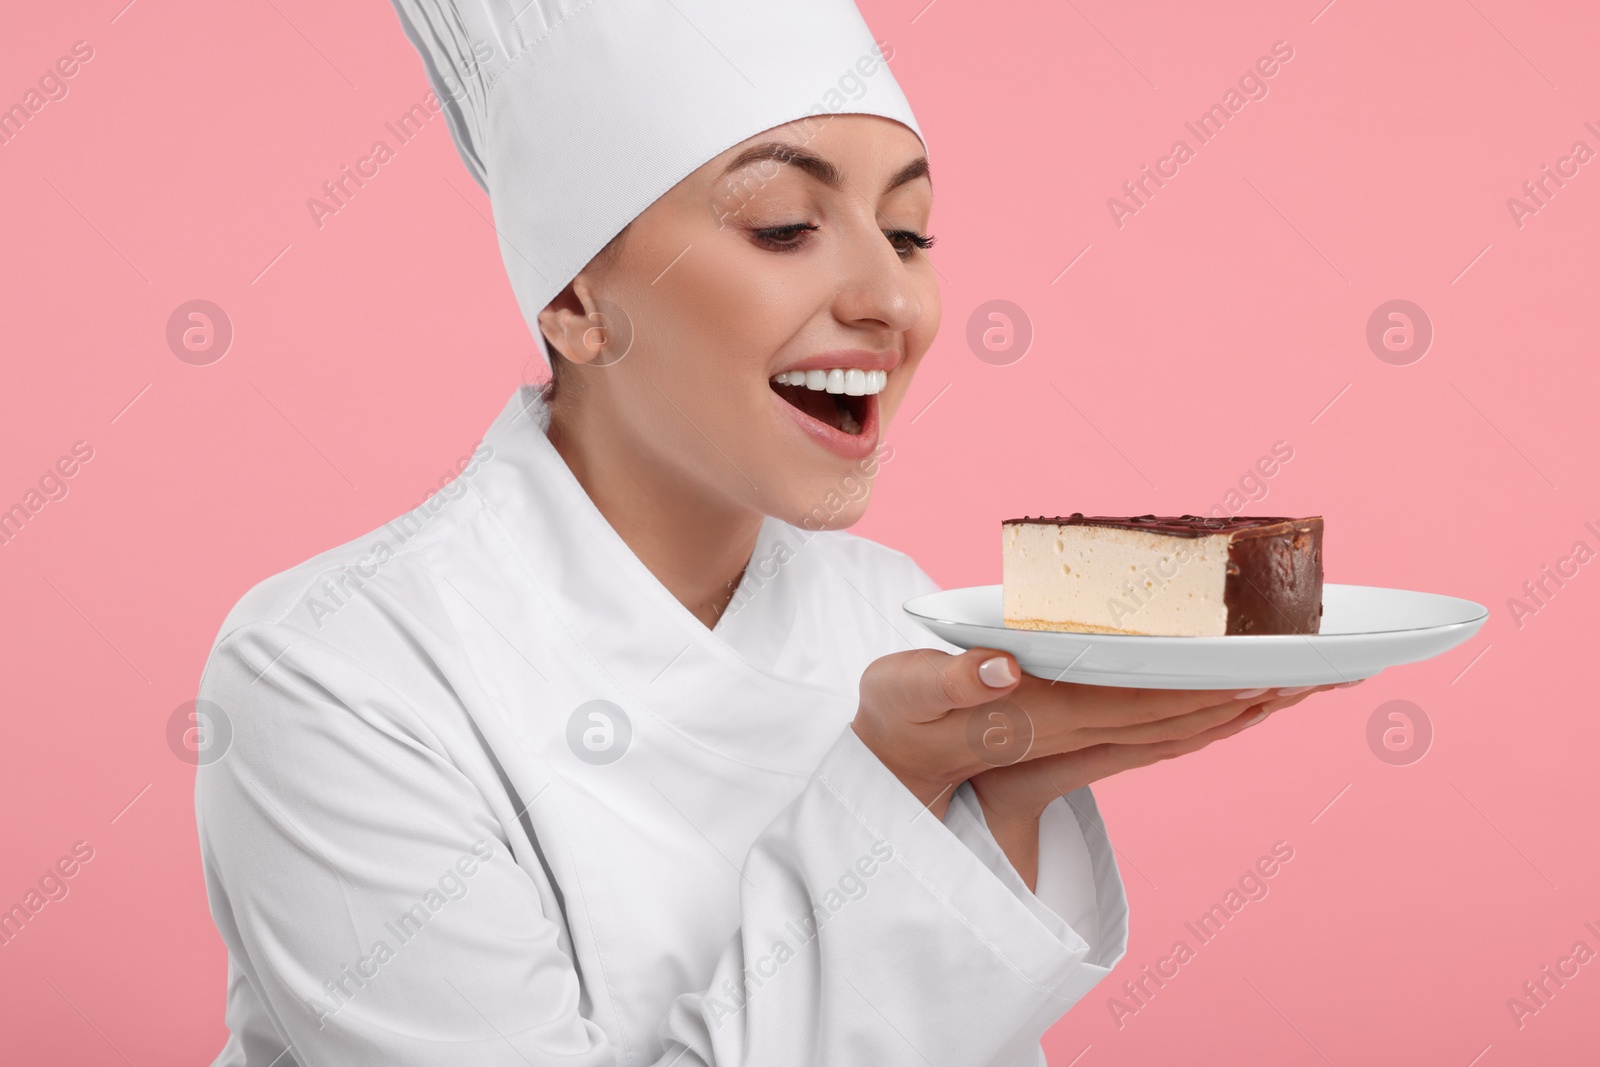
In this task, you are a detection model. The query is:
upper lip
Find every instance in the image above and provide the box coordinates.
[773,349,900,375]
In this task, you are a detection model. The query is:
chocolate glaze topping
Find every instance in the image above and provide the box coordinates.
[1222,517,1323,634]
[1001,513,1318,538]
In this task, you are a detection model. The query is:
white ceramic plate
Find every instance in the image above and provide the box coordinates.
[903,583,1488,689]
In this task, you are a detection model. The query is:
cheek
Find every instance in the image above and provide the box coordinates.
[608,246,802,466]
[653,255,804,372]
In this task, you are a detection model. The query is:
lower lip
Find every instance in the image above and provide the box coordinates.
[772,382,880,460]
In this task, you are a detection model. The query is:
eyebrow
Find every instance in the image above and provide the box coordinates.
[718,140,932,195]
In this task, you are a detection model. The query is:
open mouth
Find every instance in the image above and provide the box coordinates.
[769,368,887,436]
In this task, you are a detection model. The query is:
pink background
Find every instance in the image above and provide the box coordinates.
[2,0,1596,1063]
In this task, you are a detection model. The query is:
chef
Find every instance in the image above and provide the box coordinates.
[193,1,1336,1063]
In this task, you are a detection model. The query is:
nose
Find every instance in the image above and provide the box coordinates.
[830,209,924,336]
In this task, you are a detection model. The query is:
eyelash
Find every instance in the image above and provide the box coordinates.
[751,223,937,258]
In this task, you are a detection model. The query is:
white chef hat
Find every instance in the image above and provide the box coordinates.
[389,0,926,368]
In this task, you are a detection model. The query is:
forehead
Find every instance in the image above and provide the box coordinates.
[707,116,928,187]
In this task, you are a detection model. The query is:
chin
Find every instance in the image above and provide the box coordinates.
[773,478,873,533]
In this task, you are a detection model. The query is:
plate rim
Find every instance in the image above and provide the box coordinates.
[903,582,1490,641]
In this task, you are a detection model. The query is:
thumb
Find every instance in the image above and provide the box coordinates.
[861,647,1021,724]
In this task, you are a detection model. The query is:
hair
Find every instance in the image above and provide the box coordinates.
[541,223,632,407]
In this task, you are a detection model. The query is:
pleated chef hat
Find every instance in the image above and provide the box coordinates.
[389,0,927,368]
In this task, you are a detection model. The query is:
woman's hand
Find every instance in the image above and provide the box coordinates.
[851,646,1330,821]
[966,681,1347,888]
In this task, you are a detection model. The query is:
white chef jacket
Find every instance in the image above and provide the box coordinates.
[193,384,1129,1067]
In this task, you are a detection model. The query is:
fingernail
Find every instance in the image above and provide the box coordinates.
[1234,687,1272,700]
[1335,678,1366,687]
[1244,710,1270,727]
[978,656,1017,688]
[1277,685,1316,695]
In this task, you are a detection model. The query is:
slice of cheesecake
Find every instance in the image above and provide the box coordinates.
[1002,514,1324,636]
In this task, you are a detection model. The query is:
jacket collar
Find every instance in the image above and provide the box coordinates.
[461,385,856,776]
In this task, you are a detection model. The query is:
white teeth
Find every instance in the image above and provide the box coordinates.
[771,367,890,395]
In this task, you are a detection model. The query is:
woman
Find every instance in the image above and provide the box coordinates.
[194,1,1342,1063]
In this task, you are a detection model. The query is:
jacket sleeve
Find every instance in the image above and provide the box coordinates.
[658,724,1126,1066]
[196,621,614,1067]
[196,621,1125,1067]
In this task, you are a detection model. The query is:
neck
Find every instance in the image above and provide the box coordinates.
[546,391,762,630]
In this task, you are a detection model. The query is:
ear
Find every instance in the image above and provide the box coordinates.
[537,274,611,367]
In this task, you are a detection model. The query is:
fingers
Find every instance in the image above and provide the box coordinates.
[1064,692,1267,748]
[1043,740,1164,793]
[859,647,1021,725]
[1080,704,1266,781]
[1018,683,1347,794]
[1234,683,1338,724]
[1185,702,1278,745]
[1144,683,1340,756]
[1017,677,1286,731]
